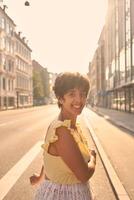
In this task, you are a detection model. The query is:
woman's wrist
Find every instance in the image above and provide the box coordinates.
[90,156,96,165]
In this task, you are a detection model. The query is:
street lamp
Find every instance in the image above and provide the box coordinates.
[24,1,30,6]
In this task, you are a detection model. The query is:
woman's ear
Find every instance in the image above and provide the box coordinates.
[59,97,63,105]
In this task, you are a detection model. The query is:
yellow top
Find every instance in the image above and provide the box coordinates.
[41,119,90,184]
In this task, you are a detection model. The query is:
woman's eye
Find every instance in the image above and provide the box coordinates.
[69,92,75,97]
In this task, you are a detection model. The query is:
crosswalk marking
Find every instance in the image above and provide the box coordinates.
[0,141,42,200]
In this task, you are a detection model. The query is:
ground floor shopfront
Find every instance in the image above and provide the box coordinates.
[0,96,15,109]
[0,92,33,110]
[103,84,134,114]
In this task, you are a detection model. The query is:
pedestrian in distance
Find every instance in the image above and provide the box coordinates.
[30,72,96,200]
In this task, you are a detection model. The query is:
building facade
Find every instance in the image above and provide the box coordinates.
[88,0,134,113]
[0,6,16,110]
[15,32,33,108]
[87,54,98,107]
[0,6,33,110]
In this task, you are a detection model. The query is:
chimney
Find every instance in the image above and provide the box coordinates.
[22,37,26,42]
[18,31,22,36]
[3,5,8,12]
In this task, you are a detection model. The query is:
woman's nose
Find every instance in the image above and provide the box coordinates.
[75,93,83,102]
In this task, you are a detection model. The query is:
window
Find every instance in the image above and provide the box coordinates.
[1,18,5,29]
[6,23,10,34]
[3,77,6,90]
[8,79,10,91]
[8,97,14,107]
[1,37,5,49]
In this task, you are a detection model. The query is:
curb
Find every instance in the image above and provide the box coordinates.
[84,110,131,200]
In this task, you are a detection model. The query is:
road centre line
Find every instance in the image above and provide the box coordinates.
[0,118,27,127]
[0,120,20,127]
[0,116,44,127]
[0,141,43,200]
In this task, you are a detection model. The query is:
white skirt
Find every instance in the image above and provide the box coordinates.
[34,180,94,200]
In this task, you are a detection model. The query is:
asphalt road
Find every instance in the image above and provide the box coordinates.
[0,105,58,200]
[0,105,58,179]
[0,105,118,200]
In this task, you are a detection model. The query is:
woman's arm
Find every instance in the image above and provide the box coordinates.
[54,126,96,183]
[87,150,96,180]
[30,165,44,185]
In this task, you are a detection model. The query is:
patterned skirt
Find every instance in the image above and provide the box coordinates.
[34,180,94,200]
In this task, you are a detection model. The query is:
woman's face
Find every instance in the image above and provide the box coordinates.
[60,88,87,118]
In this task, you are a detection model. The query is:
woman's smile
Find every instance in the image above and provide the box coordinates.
[71,104,83,111]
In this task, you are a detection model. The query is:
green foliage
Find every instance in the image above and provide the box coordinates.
[33,71,44,98]
[33,69,50,99]
[40,69,50,97]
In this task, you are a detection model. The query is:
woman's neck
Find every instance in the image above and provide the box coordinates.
[58,111,77,129]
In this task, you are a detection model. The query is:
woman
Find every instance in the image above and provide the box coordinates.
[30,72,96,200]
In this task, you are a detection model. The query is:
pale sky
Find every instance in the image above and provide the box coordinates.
[3,0,107,74]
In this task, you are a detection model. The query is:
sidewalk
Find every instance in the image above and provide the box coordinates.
[81,117,117,200]
[90,106,134,133]
[84,106,133,200]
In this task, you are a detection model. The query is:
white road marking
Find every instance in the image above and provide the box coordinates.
[0,141,43,200]
[104,115,110,120]
[0,123,7,127]
[0,119,25,127]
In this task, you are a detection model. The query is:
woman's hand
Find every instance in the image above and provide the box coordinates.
[29,173,42,185]
[30,165,44,186]
[90,149,96,157]
[90,149,96,165]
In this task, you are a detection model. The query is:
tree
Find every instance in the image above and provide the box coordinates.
[33,71,44,98]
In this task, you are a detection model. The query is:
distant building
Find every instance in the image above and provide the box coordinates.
[15,32,33,108]
[49,72,58,104]
[87,55,98,107]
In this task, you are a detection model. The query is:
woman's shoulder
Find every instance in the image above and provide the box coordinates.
[41,118,72,151]
[49,118,72,131]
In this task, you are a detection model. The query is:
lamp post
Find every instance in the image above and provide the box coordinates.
[24,1,30,6]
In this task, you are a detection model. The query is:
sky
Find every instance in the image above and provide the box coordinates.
[2,0,107,74]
